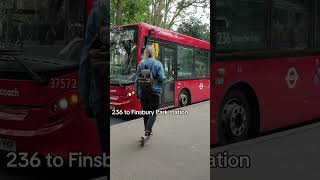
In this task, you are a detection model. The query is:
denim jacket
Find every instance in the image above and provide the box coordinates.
[134,58,166,98]
[79,2,108,111]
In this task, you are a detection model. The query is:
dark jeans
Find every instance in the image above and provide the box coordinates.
[140,93,160,135]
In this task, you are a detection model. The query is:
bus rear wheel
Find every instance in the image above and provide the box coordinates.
[179,90,190,107]
[218,90,252,144]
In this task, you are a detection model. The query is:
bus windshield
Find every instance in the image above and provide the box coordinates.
[110,26,138,85]
[0,0,85,72]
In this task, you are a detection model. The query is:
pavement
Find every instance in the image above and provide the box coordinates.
[110,101,210,180]
[211,120,320,180]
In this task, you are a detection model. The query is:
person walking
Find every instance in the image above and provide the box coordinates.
[135,45,165,143]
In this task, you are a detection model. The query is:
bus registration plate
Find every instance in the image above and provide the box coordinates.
[0,138,16,152]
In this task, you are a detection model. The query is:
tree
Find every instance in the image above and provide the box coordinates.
[148,0,209,29]
[148,0,210,29]
[111,0,209,30]
[111,0,151,27]
[176,17,210,41]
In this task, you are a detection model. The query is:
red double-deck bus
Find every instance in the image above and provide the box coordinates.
[110,23,210,111]
[212,0,320,145]
[0,0,102,158]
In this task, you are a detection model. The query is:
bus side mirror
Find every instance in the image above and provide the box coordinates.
[144,29,156,46]
[148,29,156,38]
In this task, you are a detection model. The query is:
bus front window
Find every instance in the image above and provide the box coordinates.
[111,27,138,86]
[0,0,84,62]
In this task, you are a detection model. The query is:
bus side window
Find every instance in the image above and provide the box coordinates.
[195,50,209,79]
[271,0,312,50]
[177,46,193,79]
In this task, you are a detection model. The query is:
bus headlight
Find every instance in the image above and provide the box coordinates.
[59,98,69,110]
[127,91,135,97]
[51,93,79,113]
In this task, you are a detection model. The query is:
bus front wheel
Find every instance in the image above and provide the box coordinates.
[218,90,252,144]
[178,90,190,107]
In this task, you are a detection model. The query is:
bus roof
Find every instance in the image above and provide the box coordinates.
[114,23,210,50]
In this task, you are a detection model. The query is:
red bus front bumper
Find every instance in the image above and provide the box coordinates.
[0,108,101,159]
[110,96,142,111]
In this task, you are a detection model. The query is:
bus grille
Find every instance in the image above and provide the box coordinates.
[0,106,30,121]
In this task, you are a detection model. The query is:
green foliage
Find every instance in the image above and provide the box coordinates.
[122,0,150,25]
[111,0,209,30]
[111,0,151,27]
[177,17,210,41]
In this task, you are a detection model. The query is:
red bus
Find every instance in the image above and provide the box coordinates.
[212,0,320,145]
[110,23,210,111]
[0,0,102,158]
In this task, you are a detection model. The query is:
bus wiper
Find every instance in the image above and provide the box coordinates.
[0,50,48,85]
[13,56,48,85]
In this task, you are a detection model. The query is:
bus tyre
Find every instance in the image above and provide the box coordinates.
[219,90,252,144]
[179,90,189,107]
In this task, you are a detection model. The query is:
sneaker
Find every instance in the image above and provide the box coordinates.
[144,130,153,137]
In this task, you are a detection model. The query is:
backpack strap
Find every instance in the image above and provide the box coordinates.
[148,61,160,84]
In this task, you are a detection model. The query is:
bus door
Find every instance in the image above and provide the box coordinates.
[159,45,175,108]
